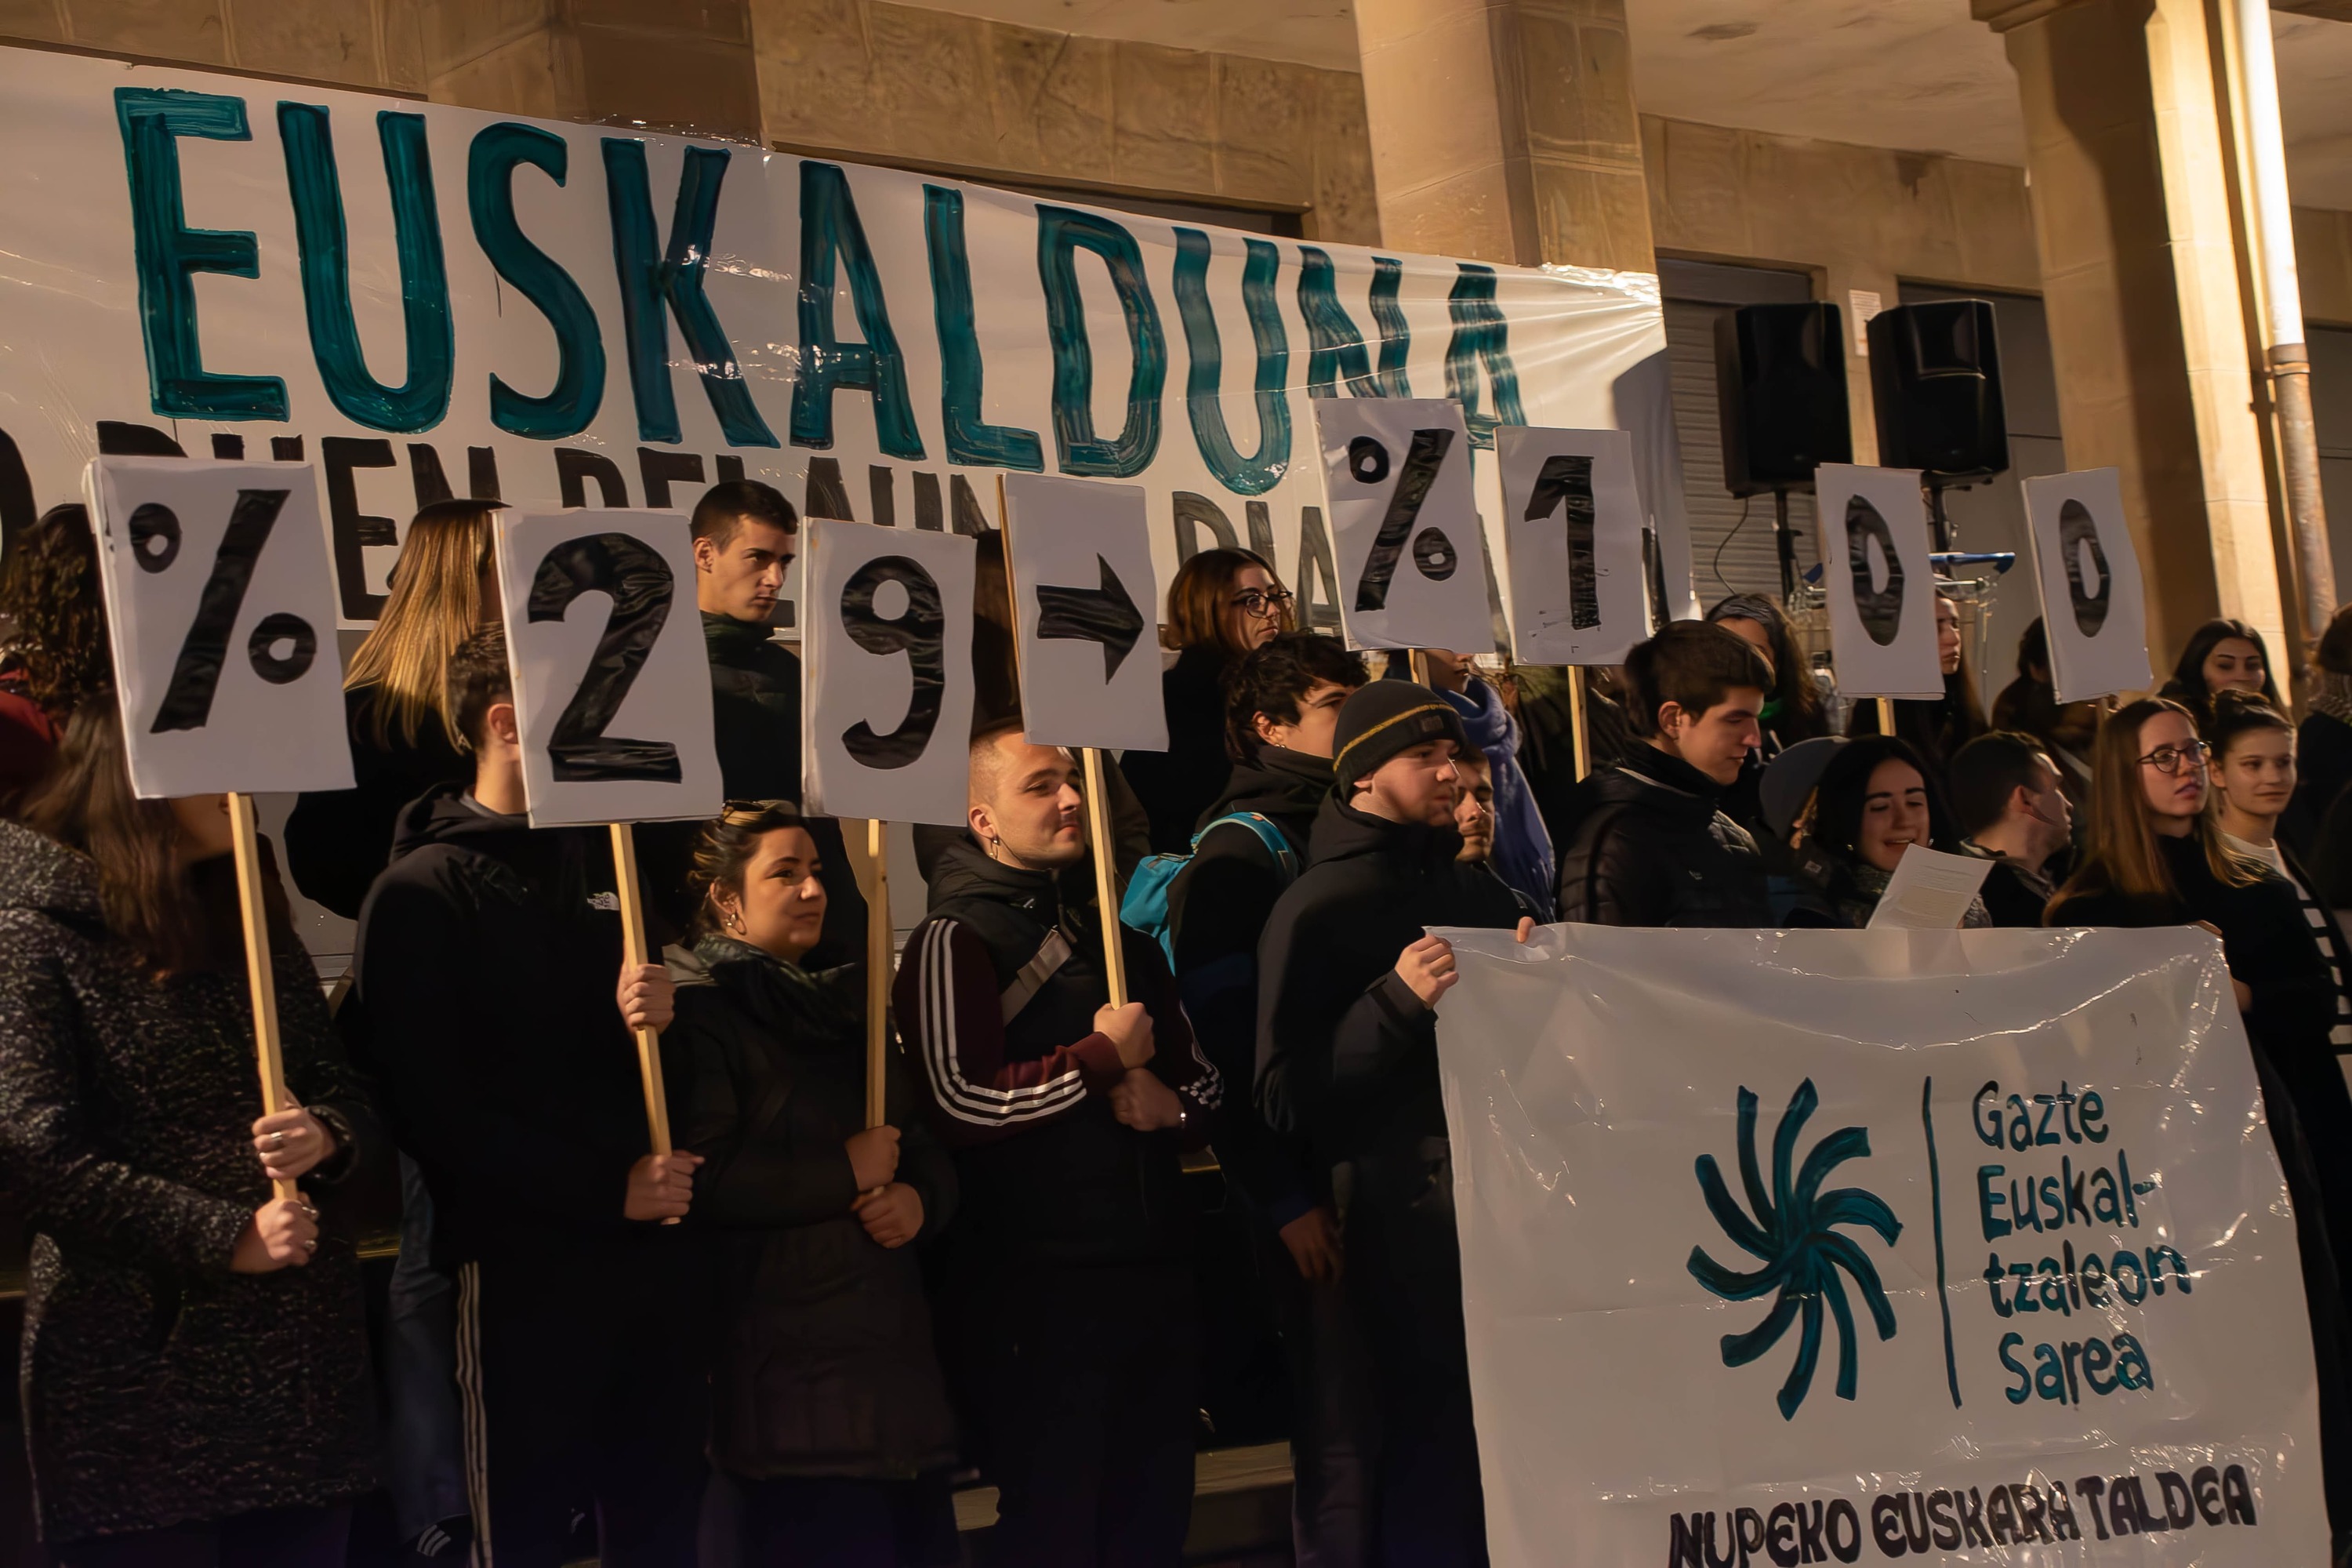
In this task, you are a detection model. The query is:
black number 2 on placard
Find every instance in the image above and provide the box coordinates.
[527,533,681,783]
[1351,427,1459,612]
[1524,454,1600,630]
[840,555,946,770]
[146,488,320,734]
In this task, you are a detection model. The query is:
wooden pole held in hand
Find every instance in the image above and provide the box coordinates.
[1569,666,1592,782]
[227,793,298,1205]
[1080,747,1129,1008]
[865,818,891,1129]
[1409,648,1431,686]
[607,822,673,1157]
[1875,696,1896,739]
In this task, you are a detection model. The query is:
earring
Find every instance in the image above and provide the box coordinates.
[725,909,746,934]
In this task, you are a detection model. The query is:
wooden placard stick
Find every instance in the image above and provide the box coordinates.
[227,792,298,1205]
[1409,648,1432,686]
[1569,665,1592,782]
[1876,696,1896,738]
[864,818,891,1128]
[606,822,673,1159]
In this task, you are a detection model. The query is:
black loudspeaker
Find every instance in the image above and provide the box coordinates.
[1714,303,1853,495]
[1867,299,2009,482]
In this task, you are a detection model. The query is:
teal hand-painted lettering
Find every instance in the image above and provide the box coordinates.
[278,104,452,433]
[1296,247,1409,401]
[114,88,288,420]
[1444,262,1527,448]
[923,184,1040,470]
[793,162,922,459]
[1172,229,1290,496]
[1036,205,1166,477]
[601,139,776,448]
[466,123,604,439]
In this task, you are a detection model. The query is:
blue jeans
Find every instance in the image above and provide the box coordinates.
[384,1156,466,1543]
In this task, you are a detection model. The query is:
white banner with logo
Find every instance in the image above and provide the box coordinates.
[1434,924,2327,1566]
[0,44,1687,635]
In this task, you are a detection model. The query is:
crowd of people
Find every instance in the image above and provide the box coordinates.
[3,479,2352,1567]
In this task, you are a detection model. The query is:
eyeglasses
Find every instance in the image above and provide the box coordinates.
[1230,586,1294,618]
[2136,741,2211,776]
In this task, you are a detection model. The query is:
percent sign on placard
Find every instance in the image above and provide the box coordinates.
[1312,397,1494,653]
[85,457,358,1205]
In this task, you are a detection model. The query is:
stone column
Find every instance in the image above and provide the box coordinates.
[1350,0,1653,273]
[416,0,763,143]
[1976,0,2284,670]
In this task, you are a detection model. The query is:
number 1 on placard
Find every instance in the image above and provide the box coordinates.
[1522,453,1601,633]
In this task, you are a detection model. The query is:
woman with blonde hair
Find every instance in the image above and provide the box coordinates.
[1120,546,1297,851]
[285,499,501,920]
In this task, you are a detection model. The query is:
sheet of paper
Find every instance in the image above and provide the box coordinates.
[1864,845,1992,930]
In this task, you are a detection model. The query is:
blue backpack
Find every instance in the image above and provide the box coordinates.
[1120,811,1302,966]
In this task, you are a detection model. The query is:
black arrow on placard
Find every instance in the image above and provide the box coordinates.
[1036,554,1145,681]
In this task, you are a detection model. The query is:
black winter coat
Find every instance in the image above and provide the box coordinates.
[0,823,376,1542]
[283,684,470,920]
[665,938,957,1482]
[1121,643,1237,854]
[347,786,672,1268]
[1257,796,1524,1167]
[1555,750,1772,928]
[1169,746,1329,1226]
[2288,710,2352,862]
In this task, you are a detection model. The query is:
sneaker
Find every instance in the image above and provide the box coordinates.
[408,1515,473,1559]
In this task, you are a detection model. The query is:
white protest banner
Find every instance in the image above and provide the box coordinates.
[801,516,977,826]
[0,44,1689,635]
[1494,425,1646,666]
[1817,464,1941,699]
[1002,472,1167,754]
[493,507,721,828]
[85,456,353,797]
[1434,924,2327,1567]
[2024,468,2150,705]
[1314,397,1495,653]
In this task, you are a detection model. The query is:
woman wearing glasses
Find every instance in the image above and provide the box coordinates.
[1120,547,1298,853]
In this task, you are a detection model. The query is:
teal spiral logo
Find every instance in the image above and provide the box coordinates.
[1690,1079,1903,1420]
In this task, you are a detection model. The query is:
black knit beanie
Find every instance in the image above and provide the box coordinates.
[1331,679,1472,792]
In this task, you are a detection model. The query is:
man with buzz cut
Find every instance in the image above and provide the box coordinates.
[348,624,708,1568]
[1256,679,1532,1568]
[679,477,864,956]
[897,721,1221,1568]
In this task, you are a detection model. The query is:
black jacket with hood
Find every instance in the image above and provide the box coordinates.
[893,837,1220,1268]
[1256,795,1524,1169]
[664,937,957,1482]
[346,784,672,1269]
[1169,746,1330,1227]
[1555,748,1772,928]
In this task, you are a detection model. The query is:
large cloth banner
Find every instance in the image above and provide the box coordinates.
[0,45,1689,633]
[1434,924,2328,1566]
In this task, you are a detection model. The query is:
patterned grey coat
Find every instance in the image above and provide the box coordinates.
[0,821,376,1542]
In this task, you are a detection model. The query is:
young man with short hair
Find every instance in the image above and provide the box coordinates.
[1256,681,1531,1567]
[1949,730,2074,927]
[897,724,1221,1567]
[1556,620,1774,927]
[684,478,866,954]
[349,626,708,1568]
[1167,631,1368,1565]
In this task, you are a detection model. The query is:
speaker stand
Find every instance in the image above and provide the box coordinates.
[1926,480,1955,552]
[1773,488,1800,600]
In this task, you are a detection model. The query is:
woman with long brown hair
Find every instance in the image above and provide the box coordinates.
[283,499,500,920]
[1120,546,1295,852]
[2156,615,2281,738]
[0,701,377,1565]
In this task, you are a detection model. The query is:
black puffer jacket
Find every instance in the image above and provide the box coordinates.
[1256,796,1524,1166]
[0,823,376,1543]
[283,683,469,920]
[1121,643,1237,853]
[665,937,957,1482]
[1555,749,1771,927]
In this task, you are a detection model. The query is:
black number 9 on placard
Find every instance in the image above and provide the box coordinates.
[1351,427,1459,612]
[527,532,681,783]
[840,555,947,770]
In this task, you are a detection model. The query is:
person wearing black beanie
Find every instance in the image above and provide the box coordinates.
[1254,678,1531,1566]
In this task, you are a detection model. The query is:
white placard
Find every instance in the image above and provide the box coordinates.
[84,456,354,798]
[1495,425,1646,666]
[801,517,978,826]
[1815,464,1942,699]
[1002,473,1167,753]
[1312,398,1495,653]
[2024,468,2151,705]
[493,508,722,827]
[1436,923,2327,1567]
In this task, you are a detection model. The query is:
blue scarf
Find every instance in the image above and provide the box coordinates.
[1443,679,1555,918]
